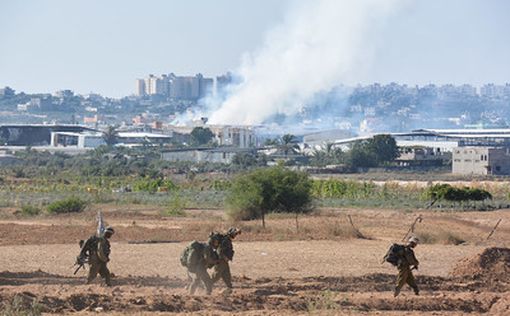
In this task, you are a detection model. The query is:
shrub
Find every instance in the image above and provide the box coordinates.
[133,178,177,193]
[0,295,42,316]
[424,184,492,208]
[20,205,41,216]
[47,196,87,214]
[161,194,187,217]
[226,166,313,227]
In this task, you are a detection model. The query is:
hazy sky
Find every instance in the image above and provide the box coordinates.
[0,0,509,97]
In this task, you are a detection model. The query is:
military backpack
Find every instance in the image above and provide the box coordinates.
[180,241,206,272]
[383,243,405,266]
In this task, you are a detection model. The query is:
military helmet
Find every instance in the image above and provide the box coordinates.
[408,236,419,245]
[104,226,115,235]
[208,232,222,245]
[226,227,241,237]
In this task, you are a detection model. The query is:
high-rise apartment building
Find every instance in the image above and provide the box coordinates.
[136,73,214,99]
[136,79,146,96]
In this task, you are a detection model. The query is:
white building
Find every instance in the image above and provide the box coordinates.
[136,79,146,96]
[51,131,105,148]
[50,131,173,149]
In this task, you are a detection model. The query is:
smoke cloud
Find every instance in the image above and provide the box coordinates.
[209,0,403,125]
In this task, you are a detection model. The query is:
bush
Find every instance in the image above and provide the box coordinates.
[226,167,313,227]
[47,196,87,214]
[161,194,187,217]
[20,205,41,216]
[424,184,492,207]
[0,295,42,316]
[133,178,177,193]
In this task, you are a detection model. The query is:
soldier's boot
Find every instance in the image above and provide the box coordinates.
[413,287,419,295]
[221,287,232,296]
[393,287,400,297]
[104,275,112,287]
[189,282,198,295]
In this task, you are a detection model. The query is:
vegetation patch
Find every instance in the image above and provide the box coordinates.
[0,295,42,316]
[20,205,41,217]
[226,166,313,227]
[47,196,87,214]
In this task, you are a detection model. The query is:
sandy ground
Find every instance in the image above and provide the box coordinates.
[0,240,483,279]
[1,206,509,315]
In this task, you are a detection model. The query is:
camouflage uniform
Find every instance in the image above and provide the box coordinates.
[395,245,419,296]
[188,244,219,295]
[212,228,239,294]
[87,236,112,286]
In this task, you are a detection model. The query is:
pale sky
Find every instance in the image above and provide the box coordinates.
[0,0,509,97]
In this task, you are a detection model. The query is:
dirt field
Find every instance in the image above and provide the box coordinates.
[1,206,510,315]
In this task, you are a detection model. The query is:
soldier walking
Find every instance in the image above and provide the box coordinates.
[77,226,115,286]
[211,227,241,295]
[394,236,420,297]
[181,233,221,295]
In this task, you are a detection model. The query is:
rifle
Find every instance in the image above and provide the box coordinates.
[73,256,88,275]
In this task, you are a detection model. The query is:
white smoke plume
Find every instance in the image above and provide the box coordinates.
[209,0,403,125]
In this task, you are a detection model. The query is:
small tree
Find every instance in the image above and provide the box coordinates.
[226,166,313,228]
[346,141,377,168]
[367,134,400,164]
[102,125,119,147]
[231,152,267,169]
[190,127,214,146]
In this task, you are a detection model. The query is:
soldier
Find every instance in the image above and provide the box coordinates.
[77,226,115,286]
[394,236,420,297]
[211,227,241,295]
[181,233,221,295]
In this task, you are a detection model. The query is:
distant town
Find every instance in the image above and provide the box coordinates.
[2,75,510,176]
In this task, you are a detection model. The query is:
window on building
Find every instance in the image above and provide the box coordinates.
[496,166,501,172]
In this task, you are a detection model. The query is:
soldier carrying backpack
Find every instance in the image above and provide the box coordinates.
[383,236,420,297]
[211,227,241,295]
[180,233,221,295]
[76,226,115,286]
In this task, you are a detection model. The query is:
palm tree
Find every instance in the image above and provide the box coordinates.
[102,125,119,147]
[279,134,300,156]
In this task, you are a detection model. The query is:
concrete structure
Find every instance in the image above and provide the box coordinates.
[116,132,172,146]
[325,129,510,153]
[211,126,255,148]
[452,147,510,175]
[303,129,352,147]
[49,131,173,149]
[216,72,233,95]
[162,147,253,164]
[17,97,53,112]
[0,124,96,146]
[136,79,146,96]
[136,73,213,99]
[397,146,451,167]
[51,131,104,148]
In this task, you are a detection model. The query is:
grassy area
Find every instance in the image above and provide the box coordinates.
[1,173,510,213]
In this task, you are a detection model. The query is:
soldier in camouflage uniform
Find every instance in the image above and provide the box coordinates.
[185,234,221,295]
[211,227,241,295]
[394,236,420,297]
[78,226,115,286]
